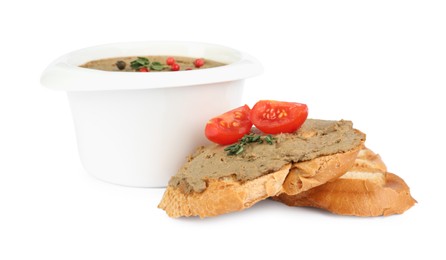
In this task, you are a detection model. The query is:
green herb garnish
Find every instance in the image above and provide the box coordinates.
[150,61,166,71]
[224,133,276,156]
[130,57,150,70]
[130,57,167,71]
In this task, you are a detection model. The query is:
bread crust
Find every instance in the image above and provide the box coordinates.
[158,146,362,218]
[280,147,361,195]
[274,148,416,216]
[158,164,291,218]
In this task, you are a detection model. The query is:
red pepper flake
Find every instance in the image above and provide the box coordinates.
[193,58,205,68]
[170,63,180,71]
[166,57,175,66]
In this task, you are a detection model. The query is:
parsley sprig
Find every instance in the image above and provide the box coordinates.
[130,57,166,71]
[224,133,276,155]
[130,57,149,70]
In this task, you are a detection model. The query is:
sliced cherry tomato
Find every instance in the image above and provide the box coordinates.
[205,105,253,145]
[250,100,308,134]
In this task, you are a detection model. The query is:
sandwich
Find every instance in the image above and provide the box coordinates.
[158,100,415,218]
[158,119,365,218]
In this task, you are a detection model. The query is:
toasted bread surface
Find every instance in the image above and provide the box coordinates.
[274,148,416,216]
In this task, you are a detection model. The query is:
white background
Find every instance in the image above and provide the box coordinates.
[1,0,445,259]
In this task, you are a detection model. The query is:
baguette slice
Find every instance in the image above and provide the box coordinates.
[274,148,416,216]
[280,146,360,196]
[158,147,361,218]
[158,163,291,218]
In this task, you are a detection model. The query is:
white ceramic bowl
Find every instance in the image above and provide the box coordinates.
[41,41,262,187]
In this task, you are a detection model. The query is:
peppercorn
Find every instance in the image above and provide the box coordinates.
[116,60,126,70]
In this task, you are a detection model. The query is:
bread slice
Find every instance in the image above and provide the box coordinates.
[274,148,416,216]
[158,147,361,218]
[158,163,291,218]
[280,146,360,196]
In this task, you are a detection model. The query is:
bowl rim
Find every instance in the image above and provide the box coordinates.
[40,41,263,91]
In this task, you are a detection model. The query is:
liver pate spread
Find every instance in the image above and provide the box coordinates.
[80,56,225,72]
[169,119,365,194]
